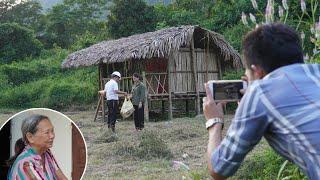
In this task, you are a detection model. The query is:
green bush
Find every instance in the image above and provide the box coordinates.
[45,80,97,109]
[0,64,48,86]
[0,79,49,108]
[0,76,97,109]
[209,0,263,33]
[70,31,103,51]
[235,148,306,179]
[46,83,75,109]
[0,23,43,63]
[223,22,250,51]
[223,69,244,80]
[0,49,67,87]
[0,47,99,109]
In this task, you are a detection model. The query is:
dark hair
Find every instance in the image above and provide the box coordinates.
[242,23,303,73]
[133,73,142,81]
[7,138,25,167]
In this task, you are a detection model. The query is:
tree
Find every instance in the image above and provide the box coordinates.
[0,0,45,33]
[45,0,107,48]
[0,23,43,63]
[0,0,16,18]
[154,0,216,30]
[107,0,157,39]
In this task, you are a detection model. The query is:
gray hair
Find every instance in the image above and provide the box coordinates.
[21,114,50,143]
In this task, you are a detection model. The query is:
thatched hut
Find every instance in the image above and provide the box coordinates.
[62,25,242,120]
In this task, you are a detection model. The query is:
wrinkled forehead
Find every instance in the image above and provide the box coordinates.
[36,119,54,131]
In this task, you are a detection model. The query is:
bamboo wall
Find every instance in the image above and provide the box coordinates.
[169,48,219,94]
[100,48,220,96]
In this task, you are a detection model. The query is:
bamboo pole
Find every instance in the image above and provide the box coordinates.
[97,64,106,121]
[168,57,173,120]
[98,64,104,90]
[217,55,223,79]
[190,36,201,115]
[142,71,149,122]
[205,32,209,82]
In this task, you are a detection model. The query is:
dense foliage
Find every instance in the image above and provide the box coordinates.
[0,0,45,32]
[44,0,108,48]
[0,23,43,63]
[107,0,157,38]
[0,48,97,109]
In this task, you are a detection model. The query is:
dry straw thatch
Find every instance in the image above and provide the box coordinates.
[62,25,242,68]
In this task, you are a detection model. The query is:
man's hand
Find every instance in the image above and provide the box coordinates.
[203,83,225,121]
[203,83,227,180]
[138,102,142,109]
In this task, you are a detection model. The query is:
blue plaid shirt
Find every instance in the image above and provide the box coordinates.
[211,64,320,179]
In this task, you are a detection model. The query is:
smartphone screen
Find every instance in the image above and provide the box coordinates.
[208,80,244,101]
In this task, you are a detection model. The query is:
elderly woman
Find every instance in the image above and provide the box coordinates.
[131,73,146,131]
[7,114,67,180]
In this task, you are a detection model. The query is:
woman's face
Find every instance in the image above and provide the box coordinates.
[132,76,139,82]
[28,119,55,151]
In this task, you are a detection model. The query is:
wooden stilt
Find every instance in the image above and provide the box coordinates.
[142,71,149,122]
[168,58,173,120]
[94,95,102,122]
[190,35,201,115]
[205,32,210,82]
[217,55,223,80]
[162,100,165,114]
[186,99,189,115]
[98,64,104,90]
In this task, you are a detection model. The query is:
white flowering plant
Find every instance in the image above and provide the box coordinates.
[242,0,319,63]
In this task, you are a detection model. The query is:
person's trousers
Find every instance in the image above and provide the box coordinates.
[107,100,118,127]
[134,104,144,129]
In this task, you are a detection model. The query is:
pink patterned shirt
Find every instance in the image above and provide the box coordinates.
[8,145,60,180]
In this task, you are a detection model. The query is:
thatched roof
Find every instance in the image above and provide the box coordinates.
[62,25,242,69]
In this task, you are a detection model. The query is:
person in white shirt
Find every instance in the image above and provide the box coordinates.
[104,71,127,132]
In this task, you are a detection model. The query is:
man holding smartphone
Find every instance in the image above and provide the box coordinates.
[203,23,320,179]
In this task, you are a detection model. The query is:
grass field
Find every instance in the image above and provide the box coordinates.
[1,110,270,179]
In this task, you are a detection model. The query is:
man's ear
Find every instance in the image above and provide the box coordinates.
[251,65,266,79]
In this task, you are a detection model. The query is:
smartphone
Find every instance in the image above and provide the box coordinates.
[207,80,247,101]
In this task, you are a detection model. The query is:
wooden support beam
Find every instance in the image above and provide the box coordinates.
[93,95,102,122]
[142,71,149,122]
[162,100,165,114]
[205,32,210,82]
[186,99,189,115]
[98,64,104,90]
[100,91,105,122]
[217,55,223,79]
[168,58,173,120]
[190,35,201,115]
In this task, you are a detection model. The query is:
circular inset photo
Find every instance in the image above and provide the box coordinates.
[0,108,87,180]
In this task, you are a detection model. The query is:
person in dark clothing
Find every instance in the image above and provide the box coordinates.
[131,73,146,131]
